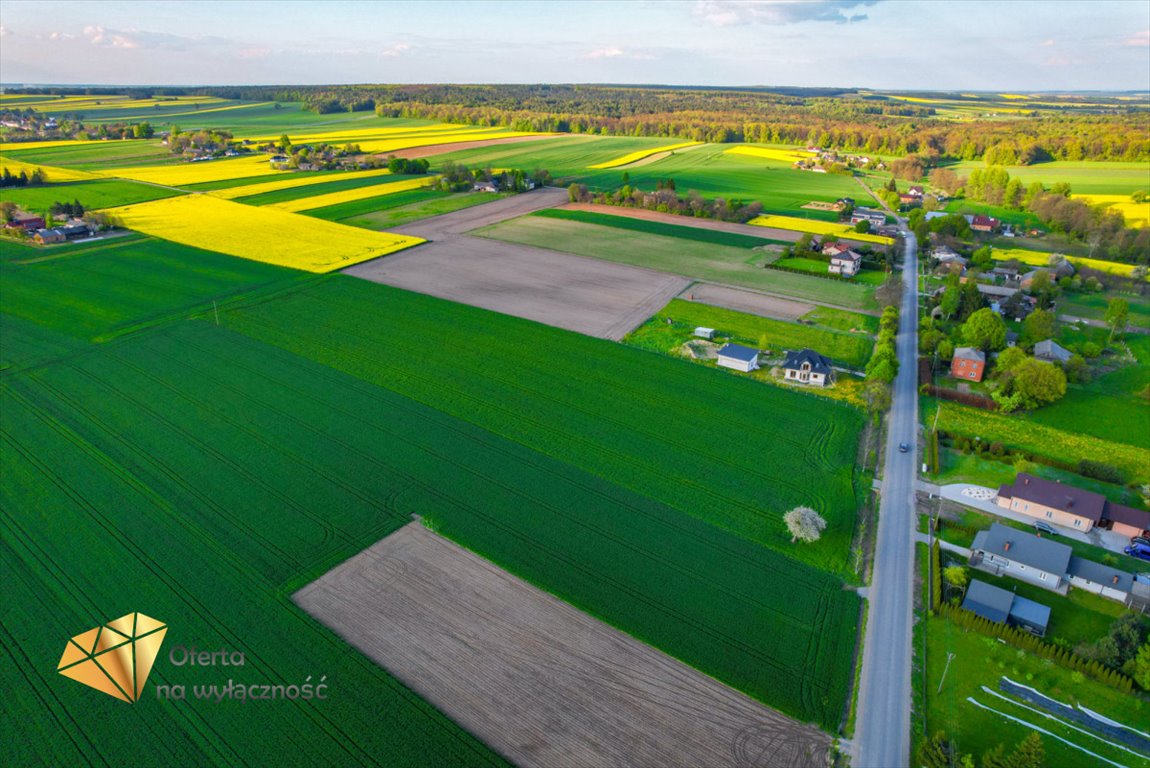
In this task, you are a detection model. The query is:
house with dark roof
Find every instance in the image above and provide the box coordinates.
[850,208,886,227]
[782,348,834,387]
[971,214,1000,233]
[961,579,1051,637]
[996,474,1107,532]
[1106,503,1150,539]
[970,523,1072,594]
[715,343,759,373]
[828,249,862,277]
[1067,557,1134,603]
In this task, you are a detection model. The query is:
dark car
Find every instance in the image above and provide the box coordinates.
[1133,536,1150,548]
[1033,521,1058,536]
[899,442,910,453]
[1125,544,1150,562]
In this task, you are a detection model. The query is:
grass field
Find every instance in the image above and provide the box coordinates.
[588,141,702,169]
[336,191,508,229]
[535,208,784,247]
[477,214,878,310]
[0,139,174,170]
[801,306,882,334]
[1059,292,1150,328]
[773,257,889,286]
[750,214,895,245]
[0,155,98,183]
[265,176,436,213]
[627,298,875,369]
[102,195,424,272]
[948,160,1150,196]
[0,235,305,344]
[0,178,182,210]
[920,612,1147,768]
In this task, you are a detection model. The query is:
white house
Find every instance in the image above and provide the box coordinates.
[828,250,862,277]
[850,209,886,227]
[716,343,759,372]
[693,327,716,340]
[1066,557,1133,604]
[782,348,834,387]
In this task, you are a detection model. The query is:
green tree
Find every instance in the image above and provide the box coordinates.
[971,245,994,271]
[1135,641,1150,690]
[962,308,1008,353]
[917,732,955,768]
[979,743,1009,768]
[1020,309,1056,348]
[1105,298,1129,344]
[854,219,871,234]
[959,280,984,320]
[1006,732,1044,768]
[995,356,1067,412]
[943,565,968,589]
[940,285,961,320]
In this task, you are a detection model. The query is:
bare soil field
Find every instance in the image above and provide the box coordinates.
[347,188,689,339]
[680,283,815,321]
[344,232,688,339]
[386,133,561,159]
[561,203,804,242]
[295,523,831,768]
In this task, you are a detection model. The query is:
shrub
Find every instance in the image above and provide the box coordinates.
[1077,459,1125,484]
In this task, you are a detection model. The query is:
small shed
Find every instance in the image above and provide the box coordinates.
[694,327,716,340]
[962,579,1051,637]
[716,343,759,373]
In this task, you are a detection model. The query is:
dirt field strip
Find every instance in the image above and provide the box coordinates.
[347,188,691,339]
[385,133,563,159]
[295,523,831,768]
[560,203,805,242]
[680,283,815,321]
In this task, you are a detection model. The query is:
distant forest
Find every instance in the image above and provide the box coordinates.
[10,84,1150,163]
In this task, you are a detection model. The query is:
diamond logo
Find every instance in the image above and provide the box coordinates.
[57,613,167,702]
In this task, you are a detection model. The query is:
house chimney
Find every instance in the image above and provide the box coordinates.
[1113,575,1119,585]
[1023,477,1030,485]
[1066,496,1074,508]
[1004,541,1012,552]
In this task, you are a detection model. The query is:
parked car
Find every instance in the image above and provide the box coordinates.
[1124,544,1150,562]
[1132,536,1150,548]
[1033,521,1058,536]
[899,442,910,453]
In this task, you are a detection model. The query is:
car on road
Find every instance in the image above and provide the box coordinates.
[898,442,910,453]
[1033,521,1058,536]
[1125,543,1150,562]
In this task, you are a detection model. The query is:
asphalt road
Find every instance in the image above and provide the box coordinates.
[853,229,920,768]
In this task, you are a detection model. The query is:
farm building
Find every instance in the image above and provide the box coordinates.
[473,181,499,193]
[950,347,985,382]
[969,523,1072,594]
[961,579,1051,637]
[1066,557,1134,603]
[715,343,759,373]
[7,214,45,231]
[1033,340,1072,363]
[782,349,834,387]
[693,327,716,340]
[828,249,862,277]
[33,228,66,244]
[850,209,886,227]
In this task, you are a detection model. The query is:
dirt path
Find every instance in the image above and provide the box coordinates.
[296,522,831,768]
[680,283,815,320]
[561,203,805,242]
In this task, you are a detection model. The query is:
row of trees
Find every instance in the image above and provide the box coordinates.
[566,181,763,223]
[0,168,44,188]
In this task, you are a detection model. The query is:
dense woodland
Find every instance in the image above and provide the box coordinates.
[9,84,1149,163]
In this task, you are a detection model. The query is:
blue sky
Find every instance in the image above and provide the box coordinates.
[1,1,1147,90]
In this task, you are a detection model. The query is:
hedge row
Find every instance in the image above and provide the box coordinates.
[923,385,998,411]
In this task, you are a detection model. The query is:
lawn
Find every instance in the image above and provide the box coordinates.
[1059,292,1150,328]
[0,178,182,210]
[948,159,1150,196]
[302,187,448,222]
[801,306,881,334]
[535,208,785,248]
[773,256,889,286]
[919,612,1148,768]
[477,214,878,310]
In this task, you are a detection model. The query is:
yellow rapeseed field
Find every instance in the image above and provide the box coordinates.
[589,141,703,169]
[102,195,424,273]
[4,95,225,111]
[724,146,811,163]
[267,176,437,213]
[103,155,287,187]
[749,214,895,245]
[211,167,395,200]
[992,246,1147,280]
[0,139,135,152]
[0,156,98,182]
[1072,194,1150,228]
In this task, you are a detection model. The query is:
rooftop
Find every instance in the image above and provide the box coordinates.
[952,347,985,363]
[783,348,833,375]
[1067,557,1134,593]
[716,343,759,363]
[998,474,1106,523]
[972,522,1073,576]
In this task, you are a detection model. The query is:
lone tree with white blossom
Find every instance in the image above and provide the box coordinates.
[784,506,827,543]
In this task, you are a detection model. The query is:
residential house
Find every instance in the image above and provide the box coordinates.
[6,214,45,231]
[908,185,925,198]
[932,245,967,265]
[715,343,759,373]
[971,215,1000,233]
[1067,558,1134,603]
[33,228,65,244]
[961,579,1051,637]
[693,327,716,340]
[997,473,1150,539]
[473,180,499,193]
[821,241,852,257]
[970,523,1072,594]
[996,474,1106,532]
[834,197,855,211]
[1033,339,1072,363]
[950,347,986,382]
[782,348,834,387]
[850,209,886,227]
[828,249,863,277]
[898,192,919,206]
[1005,331,1019,347]
[59,223,90,240]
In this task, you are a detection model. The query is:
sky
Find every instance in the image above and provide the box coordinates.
[1,0,1148,91]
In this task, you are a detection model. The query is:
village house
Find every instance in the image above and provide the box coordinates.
[970,523,1072,594]
[782,348,834,387]
[473,180,499,193]
[828,249,862,277]
[850,208,886,228]
[961,579,1051,637]
[997,473,1150,538]
[970,215,1000,233]
[6,214,45,231]
[33,228,65,244]
[1066,558,1135,603]
[1033,339,1072,363]
[950,347,985,382]
[716,343,759,372]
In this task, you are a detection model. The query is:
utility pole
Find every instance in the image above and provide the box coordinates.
[937,652,956,694]
[213,300,220,327]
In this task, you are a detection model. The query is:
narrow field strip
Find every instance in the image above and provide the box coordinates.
[100,155,288,187]
[589,141,704,169]
[724,145,812,163]
[101,195,423,272]
[210,167,394,200]
[750,213,895,245]
[265,176,437,212]
[0,156,99,182]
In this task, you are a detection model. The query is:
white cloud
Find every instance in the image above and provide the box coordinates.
[1122,29,1150,47]
[82,25,139,49]
[581,46,656,61]
[1040,39,1055,47]
[692,0,879,26]
[380,42,413,58]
